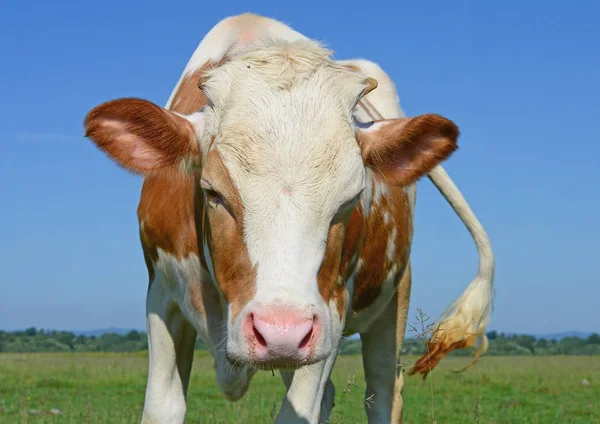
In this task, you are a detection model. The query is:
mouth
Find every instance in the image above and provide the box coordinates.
[226,352,325,370]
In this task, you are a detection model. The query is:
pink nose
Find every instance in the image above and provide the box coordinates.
[245,309,318,364]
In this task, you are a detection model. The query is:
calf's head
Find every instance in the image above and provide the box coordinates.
[84,40,459,369]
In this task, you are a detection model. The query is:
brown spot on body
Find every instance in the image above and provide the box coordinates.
[318,223,347,318]
[318,199,369,319]
[339,202,365,280]
[352,182,411,311]
[138,174,198,263]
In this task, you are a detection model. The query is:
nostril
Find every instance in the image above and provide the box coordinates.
[253,325,267,347]
[298,327,313,349]
[250,314,267,347]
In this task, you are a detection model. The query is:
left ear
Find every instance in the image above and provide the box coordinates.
[356,113,459,185]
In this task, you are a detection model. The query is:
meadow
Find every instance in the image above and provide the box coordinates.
[0,352,598,423]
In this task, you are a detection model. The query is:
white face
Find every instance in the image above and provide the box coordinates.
[199,42,368,368]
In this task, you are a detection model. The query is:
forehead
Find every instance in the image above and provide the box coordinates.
[202,41,366,204]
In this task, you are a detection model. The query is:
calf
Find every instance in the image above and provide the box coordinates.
[84,13,494,424]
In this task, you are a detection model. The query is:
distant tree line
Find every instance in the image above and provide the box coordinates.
[1,328,599,355]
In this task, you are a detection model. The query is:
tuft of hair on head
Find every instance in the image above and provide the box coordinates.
[229,39,334,90]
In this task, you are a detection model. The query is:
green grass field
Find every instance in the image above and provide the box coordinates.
[0,352,598,423]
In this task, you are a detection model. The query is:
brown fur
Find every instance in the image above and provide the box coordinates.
[202,150,256,320]
[171,68,210,114]
[339,203,365,280]
[410,335,472,378]
[138,174,199,261]
[351,182,412,311]
[318,222,347,318]
[357,114,459,186]
[409,331,482,378]
[170,53,233,115]
[84,98,199,174]
[135,60,223,286]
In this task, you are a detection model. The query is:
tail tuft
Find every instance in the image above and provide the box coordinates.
[409,166,495,379]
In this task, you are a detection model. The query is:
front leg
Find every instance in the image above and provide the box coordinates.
[280,371,336,424]
[276,353,338,424]
[141,280,197,424]
[275,297,346,424]
[359,263,412,423]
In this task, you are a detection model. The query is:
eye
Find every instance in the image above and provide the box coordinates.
[205,189,225,208]
[200,178,225,209]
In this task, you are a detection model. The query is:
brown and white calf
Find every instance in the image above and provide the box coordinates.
[84,13,494,424]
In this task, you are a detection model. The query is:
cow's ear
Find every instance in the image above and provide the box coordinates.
[356,114,459,185]
[84,98,204,175]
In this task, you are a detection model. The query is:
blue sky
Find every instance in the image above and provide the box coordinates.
[1,0,598,334]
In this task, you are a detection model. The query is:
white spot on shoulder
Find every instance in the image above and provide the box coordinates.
[383,211,390,225]
[385,228,397,262]
[373,181,388,203]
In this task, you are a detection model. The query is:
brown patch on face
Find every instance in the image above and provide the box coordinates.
[202,150,256,320]
[192,177,210,272]
[317,222,346,318]
[352,182,412,311]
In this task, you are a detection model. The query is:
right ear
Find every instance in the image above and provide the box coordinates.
[84,97,204,175]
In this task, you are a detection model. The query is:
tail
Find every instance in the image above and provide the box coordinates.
[409,165,495,378]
